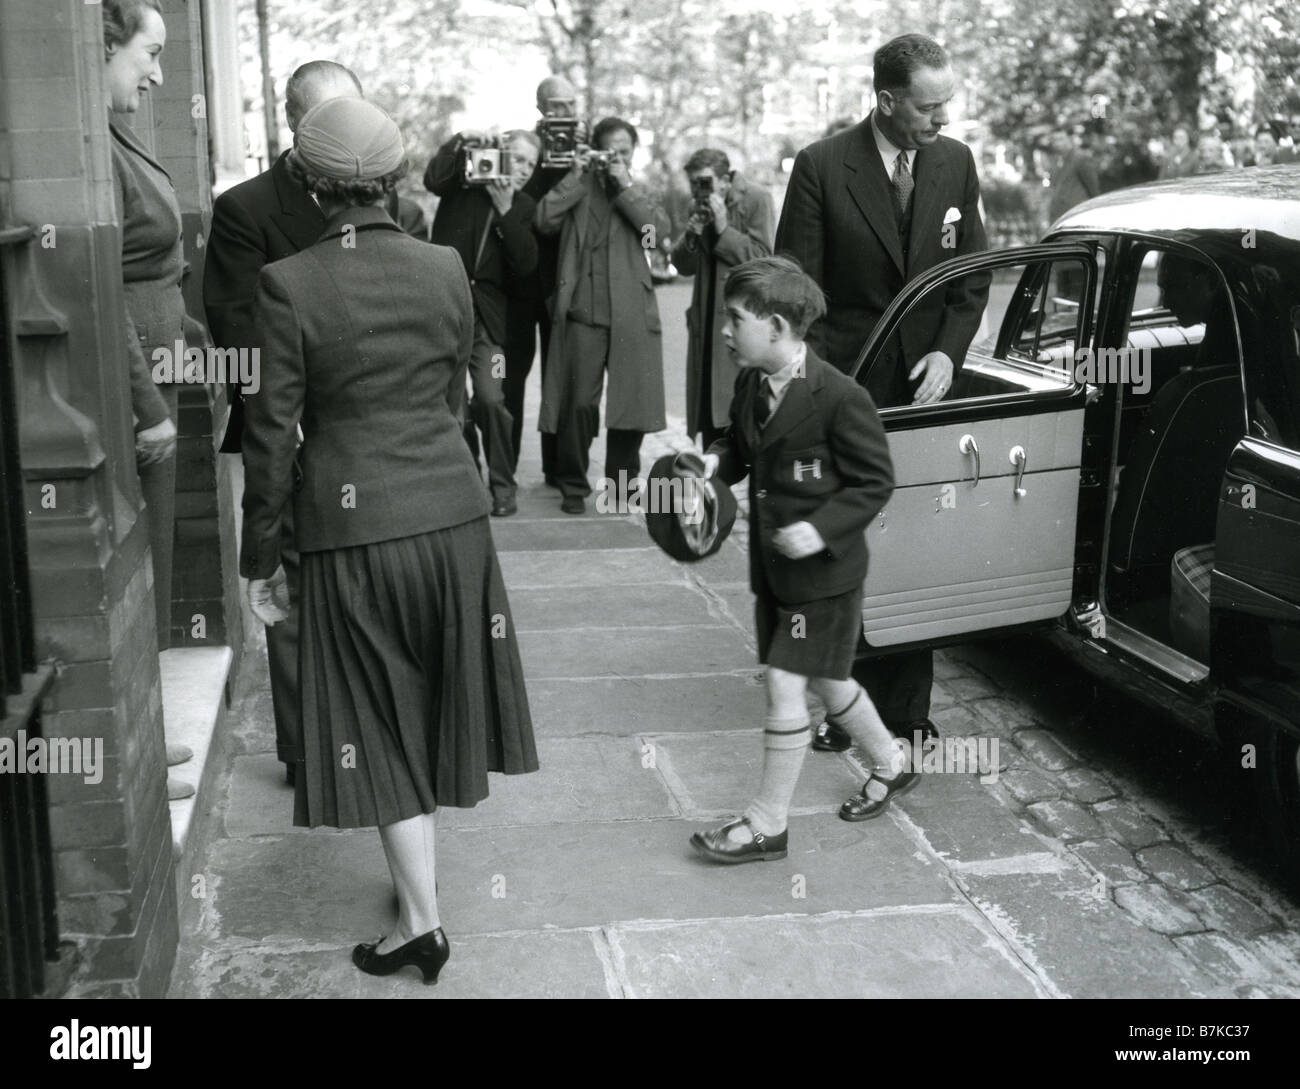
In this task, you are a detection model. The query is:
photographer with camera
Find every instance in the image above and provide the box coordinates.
[673,148,774,450]
[535,117,670,515]
[425,128,540,516]
[501,76,586,485]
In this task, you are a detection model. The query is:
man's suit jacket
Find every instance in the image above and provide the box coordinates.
[707,350,894,605]
[425,137,538,346]
[239,204,488,581]
[204,151,326,452]
[774,115,988,405]
[1049,149,1100,221]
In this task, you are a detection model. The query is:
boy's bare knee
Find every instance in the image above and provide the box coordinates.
[809,676,858,715]
[766,666,809,717]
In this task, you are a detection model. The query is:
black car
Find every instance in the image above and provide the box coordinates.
[850,166,1300,882]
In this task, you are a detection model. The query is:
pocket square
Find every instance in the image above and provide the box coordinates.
[943,206,962,224]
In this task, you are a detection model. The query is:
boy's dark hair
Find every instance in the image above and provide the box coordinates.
[592,116,639,150]
[724,256,826,337]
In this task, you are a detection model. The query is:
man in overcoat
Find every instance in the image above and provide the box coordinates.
[673,148,774,450]
[535,117,671,514]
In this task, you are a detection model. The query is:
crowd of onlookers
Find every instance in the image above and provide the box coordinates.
[1156,119,1298,178]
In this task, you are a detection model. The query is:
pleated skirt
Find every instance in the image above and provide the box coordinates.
[293,517,538,828]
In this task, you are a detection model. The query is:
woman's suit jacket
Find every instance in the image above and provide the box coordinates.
[240,203,488,581]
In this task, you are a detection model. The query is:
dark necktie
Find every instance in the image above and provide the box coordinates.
[755,377,774,428]
[892,152,914,226]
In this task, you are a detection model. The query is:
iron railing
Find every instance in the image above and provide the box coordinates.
[0,223,60,998]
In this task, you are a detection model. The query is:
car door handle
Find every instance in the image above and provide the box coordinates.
[959,433,980,487]
[1009,444,1027,498]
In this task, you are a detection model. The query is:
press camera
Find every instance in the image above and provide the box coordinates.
[539,112,584,169]
[460,138,506,186]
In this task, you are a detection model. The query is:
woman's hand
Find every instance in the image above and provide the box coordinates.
[135,417,177,467]
[248,565,291,626]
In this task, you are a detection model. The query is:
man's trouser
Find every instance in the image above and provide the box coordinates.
[265,503,302,767]
[467,317,516,502]
[553,319,642,501]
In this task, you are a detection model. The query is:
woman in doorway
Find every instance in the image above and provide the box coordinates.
[104,0,181,649]
[240,97,538,985]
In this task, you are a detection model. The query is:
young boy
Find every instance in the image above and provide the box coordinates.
[691,255,912,863]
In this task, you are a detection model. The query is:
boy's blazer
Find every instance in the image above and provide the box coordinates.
[240,204,488,581]
[708,350,894,604]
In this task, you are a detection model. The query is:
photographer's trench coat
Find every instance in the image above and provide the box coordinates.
[535,170,670,434]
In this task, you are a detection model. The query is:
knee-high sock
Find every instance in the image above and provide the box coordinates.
[742,713,811,837]
[827,686,905,779]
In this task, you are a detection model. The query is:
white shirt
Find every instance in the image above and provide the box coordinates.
[871,111,916,180]
[761,342,807,422]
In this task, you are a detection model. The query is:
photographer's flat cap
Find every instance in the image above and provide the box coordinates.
[295,97,404,180]
[644,452,737,563]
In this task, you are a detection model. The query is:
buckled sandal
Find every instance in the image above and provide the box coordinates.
[839,767,920,822]
[690,815,788,864]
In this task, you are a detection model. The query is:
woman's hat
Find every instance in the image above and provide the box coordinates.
[644,451,737,563]
[295,97,404,180]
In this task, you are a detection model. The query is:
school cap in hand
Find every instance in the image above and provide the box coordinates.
[644,451,737,563]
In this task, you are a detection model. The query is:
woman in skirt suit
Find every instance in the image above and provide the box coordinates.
[239,97,538,985]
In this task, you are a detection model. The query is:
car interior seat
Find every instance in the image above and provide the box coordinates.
[1107,365,1243,612]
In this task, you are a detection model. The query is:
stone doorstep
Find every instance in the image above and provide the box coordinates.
[159,646,233,895]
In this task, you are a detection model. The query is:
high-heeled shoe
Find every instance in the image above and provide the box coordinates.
[352,927,450,985]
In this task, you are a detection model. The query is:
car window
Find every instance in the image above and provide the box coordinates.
[862,257,1087,409]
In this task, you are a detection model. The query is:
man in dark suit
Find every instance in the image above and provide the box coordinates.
[203,59,362,783]
[510,75,582,485]
[773,33,989,753]
[425,129,539,516]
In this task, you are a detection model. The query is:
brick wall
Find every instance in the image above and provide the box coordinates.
[0,0,239,996]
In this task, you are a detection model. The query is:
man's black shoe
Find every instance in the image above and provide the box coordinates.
[491,496,517,517]
[560,496,585,515]
[812,720,852,752]
[897,718,940,744]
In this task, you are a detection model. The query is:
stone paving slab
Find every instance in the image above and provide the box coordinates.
[172,929,613,999]
[643,732,863,818]
[959,870,1229,998]
[898,797,1049,865]
[608,908,1044,998]
[525,674,765,737]
[498,547,686,588]
[508,583,718,632]
[516,624,755,679]
[490,516,649,552]
[223,737,684,838]
[205,814,958,944]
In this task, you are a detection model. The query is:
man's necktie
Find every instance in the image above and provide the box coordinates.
[755,377,774,428]
[892,152,914,226]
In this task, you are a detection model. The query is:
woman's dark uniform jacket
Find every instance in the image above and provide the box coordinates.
[707,350,894,604]
[240,203,488,580]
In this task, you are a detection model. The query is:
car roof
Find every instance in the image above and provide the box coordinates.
[1049,165,1300,242]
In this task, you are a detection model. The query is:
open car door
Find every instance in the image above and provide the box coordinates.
[851,242,1098,650]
